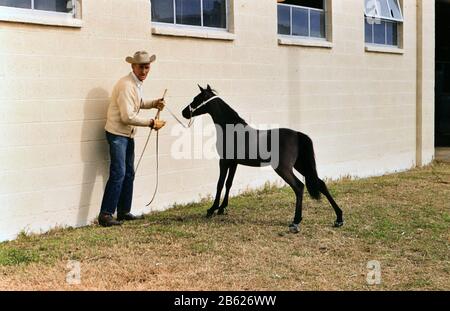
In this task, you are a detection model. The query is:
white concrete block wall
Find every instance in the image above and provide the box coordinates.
[416,0,435,165]
[0,0,434,241]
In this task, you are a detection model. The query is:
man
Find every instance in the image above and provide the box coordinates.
[98,51,167,227]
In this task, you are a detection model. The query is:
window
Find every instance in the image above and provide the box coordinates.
[0,0,75,14]
[277,0,326,39]
[364,0,403,47]
[151,0,228,29]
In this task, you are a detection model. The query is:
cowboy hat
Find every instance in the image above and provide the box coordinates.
[125,51,156,64]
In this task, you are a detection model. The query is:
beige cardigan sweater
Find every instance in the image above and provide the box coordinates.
[105,73,158,138]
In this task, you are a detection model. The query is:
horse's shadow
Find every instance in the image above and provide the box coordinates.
[145,210,288,228]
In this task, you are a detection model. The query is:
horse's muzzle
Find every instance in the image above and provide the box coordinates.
[182,107,191,119]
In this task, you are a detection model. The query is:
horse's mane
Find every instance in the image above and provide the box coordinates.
[209,89,247,125]
[221,101,248,125]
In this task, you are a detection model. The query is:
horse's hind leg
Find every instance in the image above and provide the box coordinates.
[318,179,344,227]
[218,163,237,215]
[294,163,344,228]
[207,159,229,217]
[275,166,304,234]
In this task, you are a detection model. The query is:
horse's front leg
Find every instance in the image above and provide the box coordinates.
[207,159,229,218]
[274,166,305,234]
[218,163,237,215]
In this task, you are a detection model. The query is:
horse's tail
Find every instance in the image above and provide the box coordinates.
[297,133,321,200]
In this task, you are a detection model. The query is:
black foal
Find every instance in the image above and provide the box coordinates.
[182,85,343,233]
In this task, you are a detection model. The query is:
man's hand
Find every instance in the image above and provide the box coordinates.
[150,119,166,131]
[152,98,165,111]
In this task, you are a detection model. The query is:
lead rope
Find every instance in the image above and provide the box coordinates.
[145,103,195,207]
[134,89,167,207]
[134,123,153,174]
[136,93,215,207]
[165,105,194,128]
[145,122,159,206]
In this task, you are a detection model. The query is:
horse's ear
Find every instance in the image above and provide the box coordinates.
[198,84,204,92]
[206,84,212,92]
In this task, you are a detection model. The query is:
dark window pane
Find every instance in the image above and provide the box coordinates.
[386,21,397,46]
[35,0,71,12]
[292,7,308,37]
[151,0,174,23]
[310,10,325,38]
[374,20,386,44]
[365,18,373,43]
[282,0,323,10]
[203,0,226,28]
[176,0,201,26]
[277,5,291,35]
[0,0,31,9]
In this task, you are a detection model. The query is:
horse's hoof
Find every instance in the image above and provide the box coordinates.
[334,221,344,228]
[206,210,214,218]
[289,224,300,234]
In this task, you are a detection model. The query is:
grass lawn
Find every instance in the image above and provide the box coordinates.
[0,162,449,290]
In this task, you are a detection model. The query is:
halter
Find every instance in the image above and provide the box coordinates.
[189,95,219,115]
[165,95,220,129]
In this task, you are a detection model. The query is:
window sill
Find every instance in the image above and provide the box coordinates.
[365,45,404,55]
[0,7,82,28]
[278,37,333,48]
[151,25,235,41]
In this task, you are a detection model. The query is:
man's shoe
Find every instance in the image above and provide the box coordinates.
[117,213,145,221]
[98,213,123,227]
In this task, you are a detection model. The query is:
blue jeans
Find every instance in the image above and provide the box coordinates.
[100,131,135,216]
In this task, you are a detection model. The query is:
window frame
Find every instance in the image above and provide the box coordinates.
[277,0,327,40]
[364,0,403,48]
[0,0,77,17]
[364,0,403,23]
[151,0,229,32]
[0,0,81,27]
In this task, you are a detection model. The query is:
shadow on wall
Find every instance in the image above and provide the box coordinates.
[77,88,110,226]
